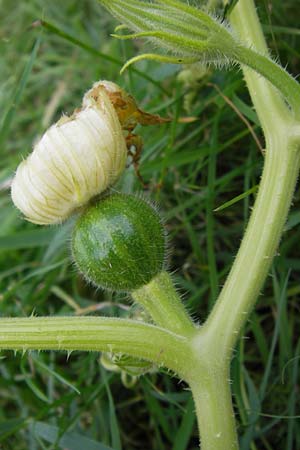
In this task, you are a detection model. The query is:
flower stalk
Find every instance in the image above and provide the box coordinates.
[132,271,196,336]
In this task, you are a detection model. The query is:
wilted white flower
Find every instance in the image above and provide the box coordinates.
[11,83,127,225]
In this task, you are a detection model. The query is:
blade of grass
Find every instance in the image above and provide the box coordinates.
[206,114,219,306]
[0,229,57,250]
[20,358,50,404]
[286,339,300,450]
[259,270,291,398]
[214,185,259,212]
[172,395,196,450]
[103,370,122,450]
[142,378,174,445]
[0,37,41,147]
[31,353,80,395]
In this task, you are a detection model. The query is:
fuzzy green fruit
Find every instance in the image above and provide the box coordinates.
[72,194,166,292]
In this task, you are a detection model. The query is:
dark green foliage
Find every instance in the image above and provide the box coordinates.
[72,194,166,291]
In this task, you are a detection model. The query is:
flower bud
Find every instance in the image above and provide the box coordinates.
[99,0,238,71]
[11,85,127,225]
[72,193,166,292]
[100,352,156,387]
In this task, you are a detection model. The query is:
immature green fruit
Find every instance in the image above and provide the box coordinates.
[72,194,166,292]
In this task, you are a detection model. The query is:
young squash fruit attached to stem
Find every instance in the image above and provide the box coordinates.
[71,193,166,292]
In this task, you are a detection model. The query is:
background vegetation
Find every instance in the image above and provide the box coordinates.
[0,0,299,448]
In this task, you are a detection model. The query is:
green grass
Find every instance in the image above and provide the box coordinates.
[0,0,300,449]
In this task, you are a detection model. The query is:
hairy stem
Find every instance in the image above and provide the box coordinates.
[190,1,300,449]
[229,0,291,131]
[188,364,238,450]
[0,316,190,375]
[205,0,300,356]
[235,45,300,120]
[204,131,300,354]
[132,271,196,336]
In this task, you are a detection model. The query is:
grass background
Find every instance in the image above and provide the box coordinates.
[0,0,300,449]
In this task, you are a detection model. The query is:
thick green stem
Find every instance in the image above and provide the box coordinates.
[234,45,300,119]
[202,0,300,356]
[229,0,291,131]
[0,316,190,375]
[204,131,300,354]
[189,1,300,449]
[132,271,196,336]
[188,364,238,450]
[227,0,300,120]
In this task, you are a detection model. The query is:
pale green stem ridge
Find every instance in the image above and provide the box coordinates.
[132,271,196,336]
[0,316,190,376]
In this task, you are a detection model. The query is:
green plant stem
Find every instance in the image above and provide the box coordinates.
[0,316,190,375]
[228,0,289,131]
[188,1,300,449]
[188,363,238,450]
[205,0,300,357]
[233,45,300,120]
[204,130,300,354]
[132,270,196,336]
[166,0,300,118]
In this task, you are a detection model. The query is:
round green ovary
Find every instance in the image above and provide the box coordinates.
[72,194,166,291]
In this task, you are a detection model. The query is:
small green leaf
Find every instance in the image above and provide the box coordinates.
[103,372,122,450]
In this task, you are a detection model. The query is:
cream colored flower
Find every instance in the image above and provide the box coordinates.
[11,83,127,225]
